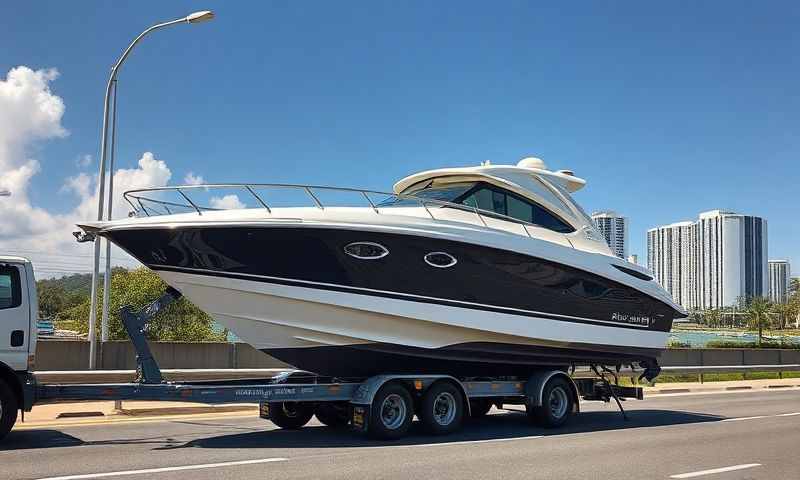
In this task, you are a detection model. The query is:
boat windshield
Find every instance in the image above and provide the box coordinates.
[543,178,594,226]
[377,182,475,207]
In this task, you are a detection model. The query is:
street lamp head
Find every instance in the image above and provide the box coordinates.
[0,190,10,197]
[186,10,215,24]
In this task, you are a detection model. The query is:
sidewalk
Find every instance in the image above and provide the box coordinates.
[645,377,800,395]
[19,400,258,427]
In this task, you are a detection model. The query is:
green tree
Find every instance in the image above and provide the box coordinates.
[60,267,226,342]
[790,277,799,296]
[772,301,792,330]
[37,282,67,319]
[743,296,772,346]
[704,308,721,328]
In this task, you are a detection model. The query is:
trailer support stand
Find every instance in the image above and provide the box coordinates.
[119,287,182,384]
[592,365,628,421]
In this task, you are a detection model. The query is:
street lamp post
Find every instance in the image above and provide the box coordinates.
[88,10,215,369]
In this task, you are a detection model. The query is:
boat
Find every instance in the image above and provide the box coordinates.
[77,157,686,381]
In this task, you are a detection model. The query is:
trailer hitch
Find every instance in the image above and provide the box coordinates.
[119,287,182,384]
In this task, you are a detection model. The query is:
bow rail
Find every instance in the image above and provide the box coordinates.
[123,183,548,238]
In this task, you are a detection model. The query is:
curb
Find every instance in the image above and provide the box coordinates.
[117,404,257,417]
[646,383,800,395]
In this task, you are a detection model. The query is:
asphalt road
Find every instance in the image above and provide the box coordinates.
[2,388,799,480]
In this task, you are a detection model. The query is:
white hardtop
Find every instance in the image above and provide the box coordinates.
[392,157,592,233]
[393,159,586,195]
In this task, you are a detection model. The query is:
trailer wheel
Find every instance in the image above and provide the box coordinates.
[368,383,414,440]
[527,376,574,428]
[315,403,350,428]
[469,399,493,418]
[420,382,464,435]
[0,379,18,441]
[267,402,314,430]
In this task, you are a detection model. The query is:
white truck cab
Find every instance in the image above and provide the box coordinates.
[0,256,37,439]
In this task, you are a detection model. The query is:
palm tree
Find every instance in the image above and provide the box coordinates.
[705,308,721,328]
[772,301,792,330]
[745,296,772,346]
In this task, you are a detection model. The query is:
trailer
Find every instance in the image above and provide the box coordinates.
[1,257,644,442]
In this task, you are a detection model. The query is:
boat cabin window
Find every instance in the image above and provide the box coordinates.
[459,185,575,233]
[377,181,475,207]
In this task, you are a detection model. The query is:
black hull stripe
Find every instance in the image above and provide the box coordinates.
[151,264,658,332]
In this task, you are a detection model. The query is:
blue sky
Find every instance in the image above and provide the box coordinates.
[2,1,798,272]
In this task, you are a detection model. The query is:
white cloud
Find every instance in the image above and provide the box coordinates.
[0,66,172,277]
[76,154,92,168]
[209,194,245,210]
[183,172,204,185]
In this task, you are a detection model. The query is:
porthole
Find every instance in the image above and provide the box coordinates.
[424,252,457,268]
[344,242,389,260]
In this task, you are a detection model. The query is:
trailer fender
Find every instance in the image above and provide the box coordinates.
[351,374,470,415]
[524,371,579,413]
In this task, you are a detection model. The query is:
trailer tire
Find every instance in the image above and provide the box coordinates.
[469,399,493,418]
[527,376,574,428]
[368,383,414,440]
[0,379,18,441]
[420,381,464,435]
[267,402,314,430]
[315,403,350,428]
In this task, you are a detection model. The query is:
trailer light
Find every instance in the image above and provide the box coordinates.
[27,354,35,370]
[414,380,423,390]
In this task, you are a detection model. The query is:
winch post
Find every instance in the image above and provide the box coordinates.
[119,287,182,384]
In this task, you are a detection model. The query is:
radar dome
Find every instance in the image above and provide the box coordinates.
[517,156,548,171]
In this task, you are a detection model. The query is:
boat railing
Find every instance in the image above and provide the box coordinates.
[123,183,545,238]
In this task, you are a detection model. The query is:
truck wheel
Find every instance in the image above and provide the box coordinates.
[267,402,314,430]
[469,399,493,418]
[527,376,574,428]
[0,379,18,441]
[368,383,414,440]
[420,382,464,435]
[315,403,350,428]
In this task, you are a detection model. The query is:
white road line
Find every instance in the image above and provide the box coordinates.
[720,415,768,422]
[777,412,800,417]
[669,463,761,478]
[368,435,544,449]
[35,458,288,480]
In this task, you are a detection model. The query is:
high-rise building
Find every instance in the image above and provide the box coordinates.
[646,210,767,310]
[591,211,628,259]
[647,221,698,310]
[696,210,768,308]
[768,260,791,304]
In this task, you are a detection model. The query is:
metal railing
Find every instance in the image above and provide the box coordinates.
[123,183,555,239]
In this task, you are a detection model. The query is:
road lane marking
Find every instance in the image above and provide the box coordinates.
[669,463,761,478]
[34,458,288,480]
[777,412,800,417]
[368,435,544,449]
[721,415,767,422]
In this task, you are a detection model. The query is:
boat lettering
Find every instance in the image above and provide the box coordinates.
[611,313,651,326]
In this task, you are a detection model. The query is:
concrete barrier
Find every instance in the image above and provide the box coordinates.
[35,339,290,371]
[34,340,800,372]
